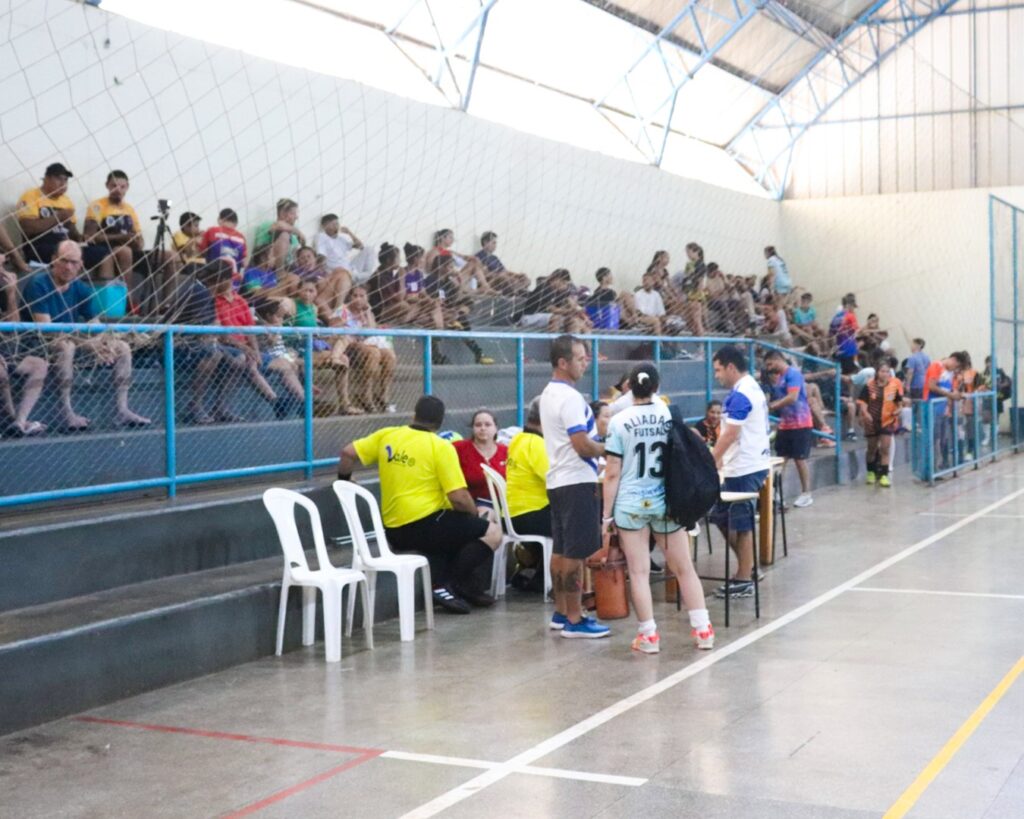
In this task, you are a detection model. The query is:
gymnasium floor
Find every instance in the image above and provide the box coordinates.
[3,458,1024,818]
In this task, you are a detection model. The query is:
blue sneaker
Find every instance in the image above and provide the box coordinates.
[560,618,611,639]
[549,612,569,630]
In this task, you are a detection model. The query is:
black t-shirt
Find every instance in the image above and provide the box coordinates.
[525,282,569,315]
[587,286,617,307]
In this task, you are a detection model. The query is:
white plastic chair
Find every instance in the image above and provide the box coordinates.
[263,488,373,663]
[332,481,434,642]
[481,464,553,599]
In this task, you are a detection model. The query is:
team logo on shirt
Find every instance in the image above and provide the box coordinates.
[385,445,416,467]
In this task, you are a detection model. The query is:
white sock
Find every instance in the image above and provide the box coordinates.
[688,608,710,630]
[637,619,657,636]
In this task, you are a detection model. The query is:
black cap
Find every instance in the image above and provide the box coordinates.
[44,162,73,178]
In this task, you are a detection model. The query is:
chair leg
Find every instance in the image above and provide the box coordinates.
[490,541,507,599]
[302,586,317,646]
[397,568,415,642]
[321,585,342,663]
[542,538,553,600]
[421,564,435,631]
[724,521,730,629]
[359,579,374,650]
[751,501,760,620]
[348,571,376,638]
[276,580,290,656]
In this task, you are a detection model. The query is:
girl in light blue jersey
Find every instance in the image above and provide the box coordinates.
[601,363,714,654]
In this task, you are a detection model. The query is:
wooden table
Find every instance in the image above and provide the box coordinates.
[758,457,787,566]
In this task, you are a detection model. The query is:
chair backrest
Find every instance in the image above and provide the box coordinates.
[331,481,396,565]
[262,488,332,574]
[481,465,518,537]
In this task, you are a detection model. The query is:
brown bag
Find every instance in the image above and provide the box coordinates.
[586,533,630,619]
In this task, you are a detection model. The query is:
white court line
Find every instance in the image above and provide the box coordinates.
[852,586,1024,601]
[401,484,1024,819]
[918,512,1024,519]
[379,750,646,787]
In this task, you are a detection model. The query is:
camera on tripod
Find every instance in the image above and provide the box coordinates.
[154,198,172,220]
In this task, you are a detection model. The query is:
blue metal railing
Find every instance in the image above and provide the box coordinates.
[0,322,842,508]
[911,391,1014,483]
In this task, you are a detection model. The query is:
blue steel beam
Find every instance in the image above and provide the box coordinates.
[385,0,499,111]
[726,0,962,199]
[595,0,766,167]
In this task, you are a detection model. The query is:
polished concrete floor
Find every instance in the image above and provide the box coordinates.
[3,457,1024,818]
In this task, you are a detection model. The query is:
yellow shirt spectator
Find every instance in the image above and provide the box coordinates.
[506,430,549,518]
[353,425,467,528]
[17,187,76,221]
[172,230,204,265]
[86,197,141,238]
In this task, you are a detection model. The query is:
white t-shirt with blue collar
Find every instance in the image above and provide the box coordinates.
[721,373,771,478]
[540,379,599,489]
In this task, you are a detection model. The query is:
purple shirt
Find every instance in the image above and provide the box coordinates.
[771,366,813,430]
[405,268,425,294]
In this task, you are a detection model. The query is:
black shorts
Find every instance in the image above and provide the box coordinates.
[510,507,552,538]
[775,427,813,460]
[548,483,600,560]
[386,509,488,555]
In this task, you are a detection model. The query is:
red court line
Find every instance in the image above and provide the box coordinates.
[223,751,382,818]
[74,716,380,756]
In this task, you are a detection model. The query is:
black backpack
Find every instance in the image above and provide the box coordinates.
[664,404,721,529]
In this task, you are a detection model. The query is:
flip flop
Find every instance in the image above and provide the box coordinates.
[118,418,153,429]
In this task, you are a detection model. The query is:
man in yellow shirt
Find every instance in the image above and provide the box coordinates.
[83,170,143,282]
[17,162,83,264]
[338,395,502,614]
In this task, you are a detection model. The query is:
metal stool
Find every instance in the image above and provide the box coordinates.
[697,490,761,627]
[771,459,789,558]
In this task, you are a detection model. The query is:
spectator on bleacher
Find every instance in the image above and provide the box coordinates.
[199,208,247,287]
[475,232,530,294]
[171,212,204,275]
[1,256,48,435]
[453,409,508,510]
[764,246,792,300]
[520,268,589,334]
[791,291,825,351]
[590,400,611,442]
[633,270,669,336]
[403,243,443,330]
[255,199,305,272]
[23,240,151,430]
[424,229,494,295]
[591,268,656,334]
[669,244,708,335]
[338,394,503,613]
[211,263,278,405]
[857,313,890,351]
[366,243,411,327]
[254,299,307,408]
[540,334,610,638]
[857,360,904,487]
[339,285,396,413]
[764,350,814,508]
[829,293,860,373]
[314,212,362,291]
[709,345,770,599]
[694,399,722,447]
[165,261,243,424]
[17,162,82,265]
[905,338,930,400]
[425,254,495,365]
[705,263,734,333]
[601,362,714,654]
[758,297,793,347]
[923,352,967,469]
[240,244,290,309]
[82,170,143,283]
[0,224,29,274]
[293,244,348,316]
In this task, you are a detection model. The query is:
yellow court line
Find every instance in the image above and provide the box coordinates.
[883,655,1024,819]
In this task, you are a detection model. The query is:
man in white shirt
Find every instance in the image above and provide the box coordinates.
[539,335,610,639]
[709,345,771,598]
[314,213,373,286]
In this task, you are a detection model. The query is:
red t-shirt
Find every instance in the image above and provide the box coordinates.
[215,293,254,343]
[452,439,508,503]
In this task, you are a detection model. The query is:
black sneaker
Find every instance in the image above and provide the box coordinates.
[433,587,471,614]
[451,585,496,608]
[713,580,754,599]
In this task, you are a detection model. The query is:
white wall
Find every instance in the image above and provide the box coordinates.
[780,187,1024,363]
[0,0,779,292]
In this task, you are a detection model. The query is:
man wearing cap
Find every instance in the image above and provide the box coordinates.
[829,292,860,375]
[17,163,83,265]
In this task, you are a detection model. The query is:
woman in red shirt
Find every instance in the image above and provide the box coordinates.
[453,409,508,511]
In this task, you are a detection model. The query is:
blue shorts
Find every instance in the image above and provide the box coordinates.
[709,470,768,533]
[613,508,681,535]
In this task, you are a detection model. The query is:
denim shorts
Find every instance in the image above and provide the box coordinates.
[709,469,767,533]
[613,508,681,535]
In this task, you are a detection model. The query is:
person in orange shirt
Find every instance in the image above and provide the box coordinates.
[857,360,904,487]
[922,352,967,470]
[954,352,979,459]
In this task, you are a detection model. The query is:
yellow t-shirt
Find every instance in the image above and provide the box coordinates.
[506,430,549,518]
[86,197,141,238]
[17,187,76,220]
[353,426,467,528]
[173,230,203,264]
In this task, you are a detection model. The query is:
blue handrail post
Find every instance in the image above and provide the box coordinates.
[516,336,525,427]
[927,400,935,485]
[423,334,433,394]
[303,333,314,480]
[973,394,981,469]
[163,329,177,499]
[704,340,713,404]
[833,367,842,485]
[590,337,600,401]
[951,399,960,476]
[653,338,662,368]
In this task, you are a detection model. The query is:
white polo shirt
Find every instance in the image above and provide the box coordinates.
[633,288,666,318]
[540,379,599,489]
[721,373,771,478]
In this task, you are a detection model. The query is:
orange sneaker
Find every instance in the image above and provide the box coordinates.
[631,632,660,654]
[692,624,715,650]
